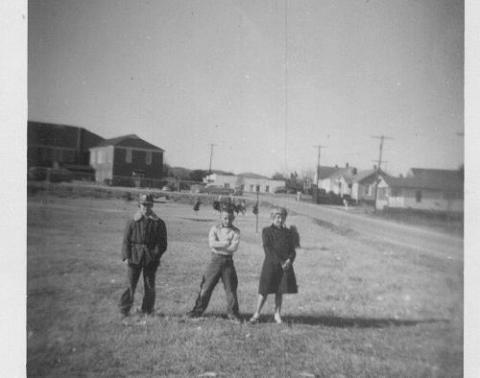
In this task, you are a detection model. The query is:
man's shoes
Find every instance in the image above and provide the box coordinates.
[185,311,202,318]
[134,308,155,316]
[274,313,283,324]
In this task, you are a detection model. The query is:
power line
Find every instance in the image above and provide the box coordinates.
[283,0,289,175]
[371,135,393,171]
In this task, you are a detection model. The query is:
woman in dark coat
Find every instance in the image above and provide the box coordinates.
[249,207,298,324]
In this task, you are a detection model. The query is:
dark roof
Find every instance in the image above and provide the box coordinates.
[211,170,235,176]
[352,168,389,183]
[94,134,164,151]
[384,168,463,192]
[327,167,358,183]
[317,166,339,179]
[28,121,104,149]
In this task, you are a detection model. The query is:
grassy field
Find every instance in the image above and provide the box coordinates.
[27,193,463,377]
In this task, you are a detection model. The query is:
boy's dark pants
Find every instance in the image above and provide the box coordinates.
[190,253,239,316]
[119,260,159,315]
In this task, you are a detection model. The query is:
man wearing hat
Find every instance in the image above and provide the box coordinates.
[119,193,168,317]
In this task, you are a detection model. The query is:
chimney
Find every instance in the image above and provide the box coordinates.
[345,162,349,168]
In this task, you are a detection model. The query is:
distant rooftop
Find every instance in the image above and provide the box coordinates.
[94,134,164,151]
[384,168,463,192]
[238,172,271,180]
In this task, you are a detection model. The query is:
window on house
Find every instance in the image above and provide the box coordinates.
[415,190,422,203]
[126,148,132,163]
[90,150,96,165]
[224,183,230,189]
[55,149,63,161]
[107,150,113,163]
[40,148,48,161]
[250,185,255,192]
[98,151,105,164]
[146,151,152,165]
[378,188,387,200]
[265,185,270,193]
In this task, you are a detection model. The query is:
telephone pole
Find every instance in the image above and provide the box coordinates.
[208,143,216,174]
[313,145,326,203]
[371,135,393,210]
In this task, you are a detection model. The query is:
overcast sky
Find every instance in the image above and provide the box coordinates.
[28,0,464,177]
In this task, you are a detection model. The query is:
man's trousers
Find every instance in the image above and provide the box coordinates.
[119,260,159,315]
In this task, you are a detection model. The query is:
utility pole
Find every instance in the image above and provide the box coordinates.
[313,145,325,203]
[283,0,289,176]
[371,135,393,211]
[208,143,216,174]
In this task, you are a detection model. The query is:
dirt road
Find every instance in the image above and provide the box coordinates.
[266,196,463,261]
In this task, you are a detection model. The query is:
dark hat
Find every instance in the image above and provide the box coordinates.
[138,193,154,205]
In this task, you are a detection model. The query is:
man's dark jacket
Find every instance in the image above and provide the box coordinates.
[122,210,167,265]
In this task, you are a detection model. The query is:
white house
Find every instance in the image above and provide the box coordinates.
[203,172,285,194]
[351,168,389,203]
[316,165,357,197]
[379,168,463,213]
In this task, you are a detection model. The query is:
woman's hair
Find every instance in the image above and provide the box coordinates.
[270,207,288,218]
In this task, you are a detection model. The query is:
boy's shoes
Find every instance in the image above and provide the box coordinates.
[274,314,283,324]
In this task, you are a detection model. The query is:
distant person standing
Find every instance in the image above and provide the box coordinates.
[119,193,168,317]
[186,205,241,321]
[193,198,201,214]
[249,207,298,324]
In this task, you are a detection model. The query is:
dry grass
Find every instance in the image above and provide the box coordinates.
[27,194,462,377]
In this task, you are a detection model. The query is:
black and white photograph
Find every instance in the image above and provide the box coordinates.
[2,0,479,376]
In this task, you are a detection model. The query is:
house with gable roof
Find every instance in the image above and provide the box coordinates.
[351,168,389,203]
[316,164,357,197]
[89,134,164,186]
[378,168,464,212]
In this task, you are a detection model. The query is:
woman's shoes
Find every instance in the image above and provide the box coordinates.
[248,314,283,324]
[248,314,260,324]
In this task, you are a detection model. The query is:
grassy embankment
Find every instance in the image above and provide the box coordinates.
[27,188,462,377]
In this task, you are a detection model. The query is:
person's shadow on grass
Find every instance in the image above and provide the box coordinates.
[154,312,449,328]
[240,313,449,328]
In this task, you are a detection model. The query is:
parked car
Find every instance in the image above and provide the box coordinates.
[274,186,297,194]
